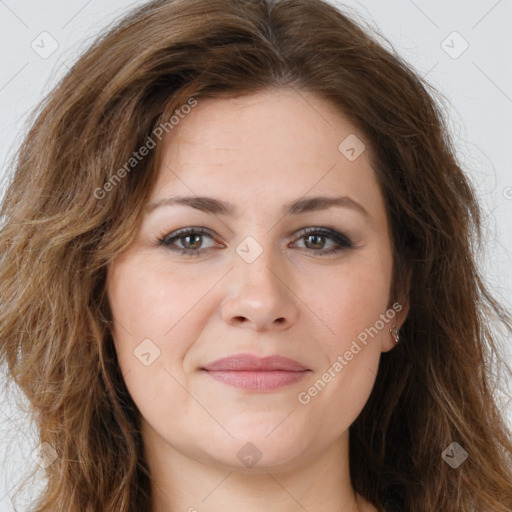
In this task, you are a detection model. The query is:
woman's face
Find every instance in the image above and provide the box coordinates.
[106,88,406,472]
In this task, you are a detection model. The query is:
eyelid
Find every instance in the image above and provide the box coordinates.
[158,227,220,248]
[157,226,355,258]
[294,226,353,248]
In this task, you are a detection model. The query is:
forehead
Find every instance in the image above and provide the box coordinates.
[151,88,383,221]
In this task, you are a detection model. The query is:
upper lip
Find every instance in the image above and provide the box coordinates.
[202,353,309,372]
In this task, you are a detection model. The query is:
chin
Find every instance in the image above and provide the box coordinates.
[194,427,313,473]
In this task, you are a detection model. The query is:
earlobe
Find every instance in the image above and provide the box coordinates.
[381,297,410,352]
[381,324,400,353]
[394,298,410,331]
[390,325,400,344]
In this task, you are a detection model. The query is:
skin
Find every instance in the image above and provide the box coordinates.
[106,88,409,512]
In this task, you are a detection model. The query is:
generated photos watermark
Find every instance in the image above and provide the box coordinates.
[297,301,403,405]
[94,97,198,200]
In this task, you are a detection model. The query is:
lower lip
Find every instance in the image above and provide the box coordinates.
[203,370,310,391]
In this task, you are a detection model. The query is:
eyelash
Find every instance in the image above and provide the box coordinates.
[157,226,354,257]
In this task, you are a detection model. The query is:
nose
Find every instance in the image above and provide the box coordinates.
[220,247,299,332]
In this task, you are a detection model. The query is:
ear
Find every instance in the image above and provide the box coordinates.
[381,298,409,353]
[381,265,411,353]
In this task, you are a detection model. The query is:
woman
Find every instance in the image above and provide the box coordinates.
[0,0,511,511]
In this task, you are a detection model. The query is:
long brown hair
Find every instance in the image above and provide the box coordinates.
[1,0,511,510]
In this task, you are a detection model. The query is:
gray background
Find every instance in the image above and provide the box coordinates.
[1,0,511,510]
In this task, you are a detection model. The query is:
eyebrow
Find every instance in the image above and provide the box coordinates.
[146,194,369,218]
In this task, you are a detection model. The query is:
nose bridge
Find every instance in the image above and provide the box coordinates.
[220,233,298,331]
[234,233,285,299]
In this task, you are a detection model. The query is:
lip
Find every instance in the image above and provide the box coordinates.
[201,354,311,391]
[202,354,309,372]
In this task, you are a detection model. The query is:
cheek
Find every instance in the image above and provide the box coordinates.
[106,253,223,390]
[107,253,212,340]
[297,258,392,435]
[106,258,198,422]
[318,249,392,408]
[310,250,393,354]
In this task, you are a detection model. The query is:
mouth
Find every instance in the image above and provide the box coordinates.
[200,353,311,392]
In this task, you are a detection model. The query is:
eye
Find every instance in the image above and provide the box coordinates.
[157,226,353,257]
[291,227,353,256]
[158,227,220,257]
